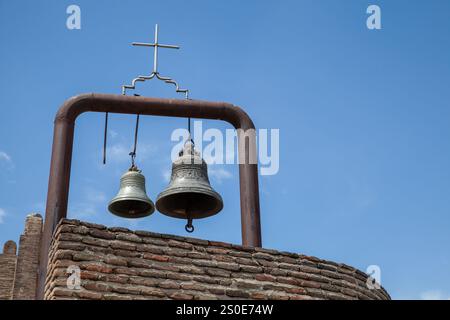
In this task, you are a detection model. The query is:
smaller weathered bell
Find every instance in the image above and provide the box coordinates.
[156,141,223,222]
[108,166,155,218]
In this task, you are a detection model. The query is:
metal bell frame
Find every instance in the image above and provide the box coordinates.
[38,93,261,300]
[38,25,261,299]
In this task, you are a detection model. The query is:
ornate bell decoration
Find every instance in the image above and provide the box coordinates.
[108,165,155,218]
[156,140,223,232]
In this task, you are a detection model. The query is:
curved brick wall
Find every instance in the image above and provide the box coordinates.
[44,219,390,300]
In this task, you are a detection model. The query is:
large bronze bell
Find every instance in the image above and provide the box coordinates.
[108,166,155,218]
[156,141,223,228]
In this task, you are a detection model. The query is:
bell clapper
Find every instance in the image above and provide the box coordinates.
[185,212,194,233]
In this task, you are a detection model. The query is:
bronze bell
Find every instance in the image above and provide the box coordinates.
[108,166,155,218]
[156,141,223,228]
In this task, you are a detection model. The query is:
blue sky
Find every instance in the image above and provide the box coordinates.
[1,0,450,300]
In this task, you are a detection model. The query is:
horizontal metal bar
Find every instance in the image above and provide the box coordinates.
[132,42,180,49]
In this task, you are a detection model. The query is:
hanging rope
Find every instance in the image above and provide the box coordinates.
[103,112,109,164]
[129,113,140,169]
[188,117,194,145]
[188,117,191,136]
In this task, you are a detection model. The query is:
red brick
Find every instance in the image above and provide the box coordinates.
[113,267,139,276]
[54,250,74,260]
[81,221,106,230]
[152,263,179,273]
[104,255,128,267]
[250,292,268,300]
[73,251,101,262]
[253,252,274,261]
[170,292,193,300]
[89,229,115,240]
[289,294,313,300]
[285,287,307,295]
[240,265,263,273]
[145,254,169,262]
[208,241,232,248]
[116,233,142,243]
[255,274,276,282]
[137,244,165,255]
[166,272,191,281]
[82,237,110,248]
[187,252,209,260]
[140,287,166,298]
[192,259,217,268]
[83,282,110,292]
[235,257,259,266]
[113,249,141,258]
[103,293,133,300]
[52,288,74,297]
[205,247,229,255]
[181,282,206,291]
[208,287,226,295]
[129,277,158,287]
[213,255,235,263]
[217,262,240,271]
[110,241,136,251]
[111,285,141,295]
[280,257,299,265]
[226,289,250,298]
[269,293,290,300]
[301,280,322,289]
[139,269,166,278]
[127,258,153,268]
[77,290,102,300]
[235,280,261,289]
[57,242,86,251]
[158,280,180,289]
[80,271,100,280]
[99,274,129,284]
[205,268,230,278]
[59,233,83,242]
[277,277,300,286]
[168,240,193,250]
[82,262,113,274]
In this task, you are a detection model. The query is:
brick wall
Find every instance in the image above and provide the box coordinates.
[44,219,390,300]
[0,241,17,299]
[0,213,43,300]
[12,214,43,299]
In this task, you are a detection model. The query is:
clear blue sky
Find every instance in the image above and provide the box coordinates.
[1,0,450,300]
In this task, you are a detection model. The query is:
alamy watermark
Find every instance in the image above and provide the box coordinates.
[367,5,381,30]
[170,121,279,176]
[66,5,81,30]
[366,264,382,290]
[66,265,81,290]
[64,5,381,32]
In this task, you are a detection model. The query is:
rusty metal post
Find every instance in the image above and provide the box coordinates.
[37,93,261,299]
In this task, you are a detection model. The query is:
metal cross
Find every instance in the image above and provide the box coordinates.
[132,24,179,74]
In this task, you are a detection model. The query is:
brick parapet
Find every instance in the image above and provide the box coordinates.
[44,219,390,300]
